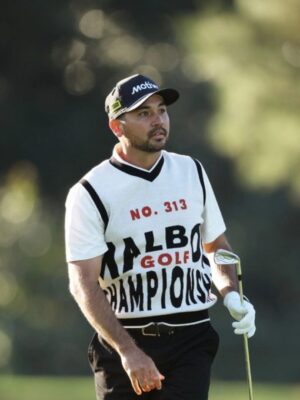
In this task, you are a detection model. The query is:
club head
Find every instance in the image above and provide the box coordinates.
[214,249,240,265]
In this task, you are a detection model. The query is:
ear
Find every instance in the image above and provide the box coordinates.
[109,119,124,138]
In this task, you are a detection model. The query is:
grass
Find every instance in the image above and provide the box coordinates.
[210,381,300,399]
[0,376,94,400]
[0,375,299,399]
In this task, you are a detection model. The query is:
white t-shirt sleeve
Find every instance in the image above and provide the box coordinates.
[200,166,226,244]
[65,183,108,262]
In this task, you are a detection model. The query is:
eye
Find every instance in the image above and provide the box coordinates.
[138,110,149,117]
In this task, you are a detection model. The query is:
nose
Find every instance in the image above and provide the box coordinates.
[151,112,164,126]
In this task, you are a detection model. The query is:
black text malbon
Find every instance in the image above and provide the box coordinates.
[103,266,212,313]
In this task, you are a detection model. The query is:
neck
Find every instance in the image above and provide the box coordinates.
[115,143,161,170]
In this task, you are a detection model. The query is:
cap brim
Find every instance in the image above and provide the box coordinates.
[112,88,179,119]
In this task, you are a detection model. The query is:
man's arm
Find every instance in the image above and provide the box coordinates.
[204,233,256,338]
[68,256,165,395]
[203,233,238,298]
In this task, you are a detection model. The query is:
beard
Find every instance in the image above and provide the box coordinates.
[128,127,169,153]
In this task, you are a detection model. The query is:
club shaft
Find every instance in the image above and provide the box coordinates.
[243,334,254,400]
[237,260,254,400]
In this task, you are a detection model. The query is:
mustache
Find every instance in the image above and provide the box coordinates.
[148,127,168,137]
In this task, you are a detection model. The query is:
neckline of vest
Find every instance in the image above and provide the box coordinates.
[109,156,164,182]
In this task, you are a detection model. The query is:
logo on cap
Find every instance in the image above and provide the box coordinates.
[131,81,159,95]
[111,100,122,112]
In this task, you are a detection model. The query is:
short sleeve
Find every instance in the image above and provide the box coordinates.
[65,183,108,262]
[200,166,226,244]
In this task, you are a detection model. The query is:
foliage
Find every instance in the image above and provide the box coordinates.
[178,0,300,201]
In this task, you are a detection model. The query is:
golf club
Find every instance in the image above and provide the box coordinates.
[214,249,254,400]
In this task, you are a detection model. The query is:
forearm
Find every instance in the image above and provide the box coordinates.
[211,262,238,297]
[203,234,238,298]
[71,280,136,356]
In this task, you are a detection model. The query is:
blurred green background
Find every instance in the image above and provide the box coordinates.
[1,0,300,398]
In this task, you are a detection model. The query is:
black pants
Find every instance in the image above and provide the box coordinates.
[88,322,219,400]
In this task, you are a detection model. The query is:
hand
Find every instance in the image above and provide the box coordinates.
[119,345,165,395]
[224,291,256,338]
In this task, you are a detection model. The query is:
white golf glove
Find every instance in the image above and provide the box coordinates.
[224,291,256,338]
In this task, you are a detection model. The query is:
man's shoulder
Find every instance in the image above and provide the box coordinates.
[83,158,111,181]
[163,150,203,166]
[66,158,111,195]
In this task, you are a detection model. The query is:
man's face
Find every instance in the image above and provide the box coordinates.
[118,94,170,153]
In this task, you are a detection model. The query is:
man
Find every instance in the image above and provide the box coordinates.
[65,74,256,400]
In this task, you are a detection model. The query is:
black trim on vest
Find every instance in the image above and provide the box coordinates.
[109,156,164,182]
[192,158,206,206]
[202,254,210,266]
[80,179,109,230]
